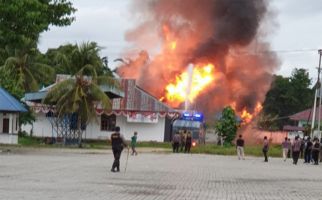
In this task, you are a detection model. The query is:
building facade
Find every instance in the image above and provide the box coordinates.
[0,88,27,144]
[23,77,178,142]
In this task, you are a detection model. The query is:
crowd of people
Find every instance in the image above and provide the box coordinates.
[109,126,322,173]
[172,130,193,153]
[237,134,322,165]
[261,135,321,164]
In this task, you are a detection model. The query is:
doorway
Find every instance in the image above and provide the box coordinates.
[3,118,9,133]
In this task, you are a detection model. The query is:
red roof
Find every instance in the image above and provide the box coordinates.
[283,125,305,131]
[289,107,322,121]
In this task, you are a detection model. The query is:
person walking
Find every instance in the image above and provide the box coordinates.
[172,131,180,153]
[131,131,138,156]
[292,136,301,165]
[236,135,245,160]
[312,138,320,165]
[263,136,269,162]
[287,138,292,158]
[184,131,192,153]
[110,126,128,172]
[282,137,288,161]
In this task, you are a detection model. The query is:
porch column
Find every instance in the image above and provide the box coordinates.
[9,113,13,134]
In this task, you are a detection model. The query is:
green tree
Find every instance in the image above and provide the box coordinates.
[0,0,76,48]
[43,42,113,76]
[215,106,239,145]
[263,68,313,129]
[0,39,55,93]
[43,42,119,146]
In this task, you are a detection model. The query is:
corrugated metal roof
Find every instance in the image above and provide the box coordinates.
[0,87,27,112]
[289,107,322,121]
[112,79,174,112]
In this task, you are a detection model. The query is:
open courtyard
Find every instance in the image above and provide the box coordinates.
[1,148,322,200]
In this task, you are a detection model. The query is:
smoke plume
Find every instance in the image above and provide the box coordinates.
[117,0,279,119]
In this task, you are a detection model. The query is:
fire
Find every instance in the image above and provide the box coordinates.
[240,102,263,124]
[241,109,253,124]
[165,63,215,107]
[170,41,177,50]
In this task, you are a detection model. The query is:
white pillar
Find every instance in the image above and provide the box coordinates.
[9,113,13,134]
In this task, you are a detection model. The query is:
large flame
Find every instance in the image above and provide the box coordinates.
[165,64,215,107]
[117,0,279,122]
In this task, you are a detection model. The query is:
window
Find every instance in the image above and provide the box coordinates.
[101,114,116,131]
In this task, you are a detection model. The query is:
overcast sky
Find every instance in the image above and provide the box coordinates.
[38,0,322,81]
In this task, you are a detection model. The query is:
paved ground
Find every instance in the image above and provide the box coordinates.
[1,148,322,200]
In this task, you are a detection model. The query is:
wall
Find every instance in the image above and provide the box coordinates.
[0,112,19,144]
[22,113,166,142]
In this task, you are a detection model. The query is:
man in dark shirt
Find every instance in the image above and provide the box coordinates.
[304,137,313,164]
[236,135,245,160]
[110,126,128,172]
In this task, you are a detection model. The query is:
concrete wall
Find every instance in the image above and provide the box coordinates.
[0,112,19,144]
[22,113,166,142]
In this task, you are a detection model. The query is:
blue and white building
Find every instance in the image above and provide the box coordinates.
[0,87,27,144]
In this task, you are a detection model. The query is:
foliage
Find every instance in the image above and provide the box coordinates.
[1,39,55,93]
[214,106,239,144]
[43,42,113,76]
[263,68,314,129]
[43,42,119,146]
[0,0,76,48]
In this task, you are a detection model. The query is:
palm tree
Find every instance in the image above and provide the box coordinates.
[43,42,119,146]
[0,39,54,93]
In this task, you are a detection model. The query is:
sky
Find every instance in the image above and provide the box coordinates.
[38,0,322,82]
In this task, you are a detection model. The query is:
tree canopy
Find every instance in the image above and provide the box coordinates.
[262,68,314,129]
[215,106,239,145]
[0,0,76,48]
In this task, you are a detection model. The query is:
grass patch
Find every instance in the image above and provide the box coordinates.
[16,136,283,158]
[190,144,283,157]
[18,135,43,146]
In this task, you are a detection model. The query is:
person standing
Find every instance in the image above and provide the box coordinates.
[131,131,138,156]
[184,131,192,153]
[300,137,305,159]
[172,131,180,153]
[320,138,322,162]
[312,138,320,165]
[304,137,313,163]
[180,130,187,152]
[292,136,301,165]
[282,137,288,161]
[236,135,245,160]
[287,138,292,158]
[263,136,269,162]
[110,126,128,172]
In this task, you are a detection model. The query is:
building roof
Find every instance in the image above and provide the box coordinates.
[283,125,305,132]
[289,107,322,121]
[111,79,173,112]
[0,87,27,112]
[24,74,124,103]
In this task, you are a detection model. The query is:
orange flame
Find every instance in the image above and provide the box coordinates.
[170,41,177,50]
[165,63,215,107]
[240,102,263,124]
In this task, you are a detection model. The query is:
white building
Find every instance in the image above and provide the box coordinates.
[23,76,178,142]
[0,87,27,144]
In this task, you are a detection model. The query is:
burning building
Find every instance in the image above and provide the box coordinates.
[117,0,279,122]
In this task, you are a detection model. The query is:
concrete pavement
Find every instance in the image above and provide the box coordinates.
[0,148,322,200]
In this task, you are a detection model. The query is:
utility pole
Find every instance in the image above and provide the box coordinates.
[310,49,322,138]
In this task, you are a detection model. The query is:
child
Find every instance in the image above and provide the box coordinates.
[131,132,138,156]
